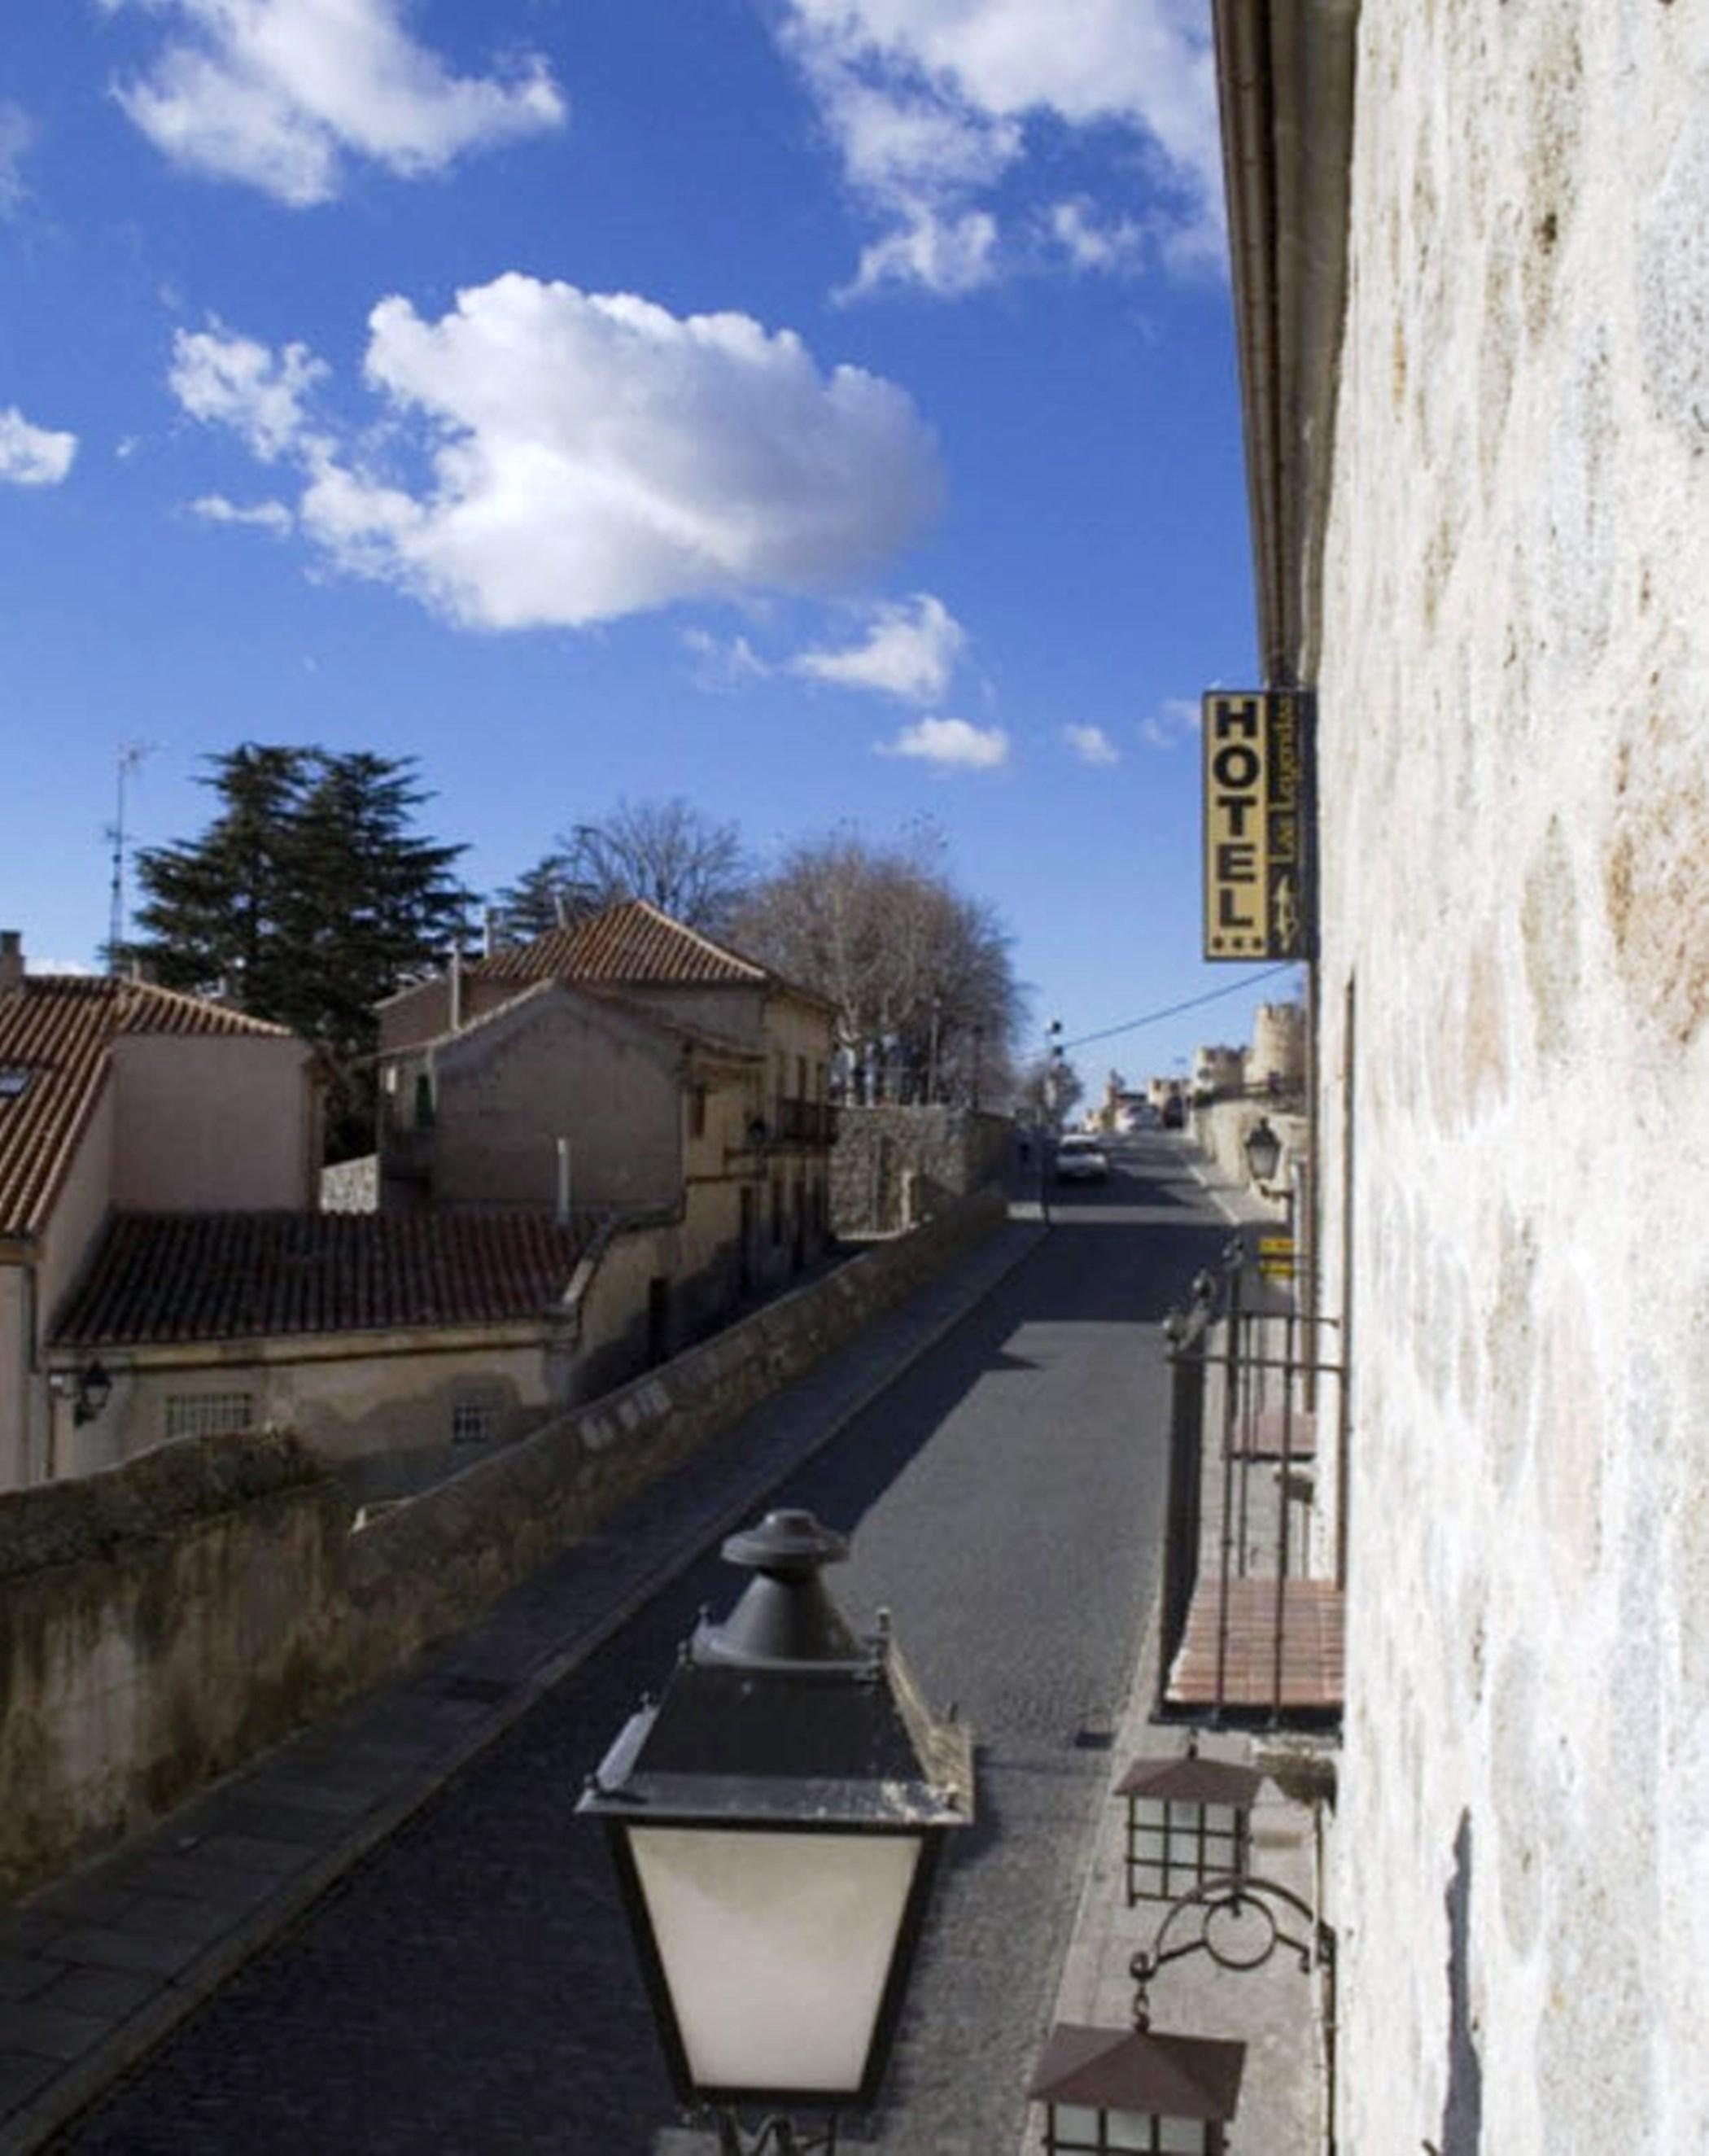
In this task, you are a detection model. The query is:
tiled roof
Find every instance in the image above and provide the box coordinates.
[0,977,293,1243]
[476,899,770,988]
[53,1209,588,1348]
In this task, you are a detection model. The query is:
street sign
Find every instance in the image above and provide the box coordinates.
[1257,1233,1296,1280]
[1202,689,1313,961]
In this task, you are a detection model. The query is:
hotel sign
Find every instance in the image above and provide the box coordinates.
[1202,689,1313,962]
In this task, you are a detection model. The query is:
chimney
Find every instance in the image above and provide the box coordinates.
[483,906,500,959]
[0,930,22,993]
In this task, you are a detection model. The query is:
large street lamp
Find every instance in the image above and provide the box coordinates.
[579,1509,974,2154]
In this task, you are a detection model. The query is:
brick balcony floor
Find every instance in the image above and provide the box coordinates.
[1165,1577,1344,1717]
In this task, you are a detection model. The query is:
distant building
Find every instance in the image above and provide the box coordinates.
[376,898,839,1315]
[1191,1043,1246,1100]
[0,933,319,1487]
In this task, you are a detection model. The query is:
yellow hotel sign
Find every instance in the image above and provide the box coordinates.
[1202,689,1312,962]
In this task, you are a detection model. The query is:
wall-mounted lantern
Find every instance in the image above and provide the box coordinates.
[1117,1745,1262,1905]
[51,1358,112,1425]
[579,1508,973,2154]
[1243,1116,1282,1185]
[1029,2021,1244,2154]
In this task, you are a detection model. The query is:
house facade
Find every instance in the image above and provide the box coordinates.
[1212,5,1709,2147]
[45,1208,594,1501]
[376,899,838,1318]
[0,934,320,1489]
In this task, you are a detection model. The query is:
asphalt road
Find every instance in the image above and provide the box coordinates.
[55,1137,1231,2156]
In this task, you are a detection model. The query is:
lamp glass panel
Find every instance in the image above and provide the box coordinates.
[628,1826,920,2094]
[1051,2104,1102,2149]
[1159,2120,1209,2154]
[1105,2106,1153,2150]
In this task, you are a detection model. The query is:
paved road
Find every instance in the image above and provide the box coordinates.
[56,1139,1230,2155]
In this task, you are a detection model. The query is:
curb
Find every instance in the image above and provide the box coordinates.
[9,1218,1049,2154]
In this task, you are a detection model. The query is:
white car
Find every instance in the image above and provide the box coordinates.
[1054,1135,1111,1183]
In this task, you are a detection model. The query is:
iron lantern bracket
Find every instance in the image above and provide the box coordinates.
[1128,1871,1335,2030]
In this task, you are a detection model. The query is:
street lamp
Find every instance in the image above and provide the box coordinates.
[579,1508,974,2153]
[50,1359,112,1425]
[1029,2022,1244,2154]
[1117,1744,1261,1906]
[1242,1116,1282,1187]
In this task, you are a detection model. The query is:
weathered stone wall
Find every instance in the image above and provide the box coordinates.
[1317,8,1709,2149]
[0,1187,1007,1901]
[0,1432,348,1901]
[830,1105,1011,1234]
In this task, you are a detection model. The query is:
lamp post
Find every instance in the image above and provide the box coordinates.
[579,1509,974,2154]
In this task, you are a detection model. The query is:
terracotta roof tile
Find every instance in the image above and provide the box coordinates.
[52,1209,589,1348]
[0,977,292,1242]
[476,899,769,988]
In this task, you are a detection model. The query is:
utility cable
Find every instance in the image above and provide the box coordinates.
[1060,963,1300,1052]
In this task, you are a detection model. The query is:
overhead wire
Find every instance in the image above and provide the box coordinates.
[1060,963,1300,1052]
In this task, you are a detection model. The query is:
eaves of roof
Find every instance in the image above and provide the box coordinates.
[1213,0,1359,687]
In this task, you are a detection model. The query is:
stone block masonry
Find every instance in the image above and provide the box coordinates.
[0,1187,1007,1903]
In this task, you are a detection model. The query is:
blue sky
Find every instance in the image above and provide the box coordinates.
[1,0,1292,1085]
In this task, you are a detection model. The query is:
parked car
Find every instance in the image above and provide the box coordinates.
[1161,1095,1186,1130]
[1055,1135,1111,1183]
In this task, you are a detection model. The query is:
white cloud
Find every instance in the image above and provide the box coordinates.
[170,324,327,461]
[0,407,77,486]
[1139,696,1200,750]
[793,593,965,703]
[1048,197,1145,275]
[682,628,770,692]
[105,0,565,206]
[190,492,295,533]
[1064,723,1120,766]
[882,715,1008,769]
[173,275,942,630]
[778,0,1222,297]
[0,103,34,216]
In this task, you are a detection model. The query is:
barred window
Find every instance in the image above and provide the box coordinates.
[165,1393,255,1441]
[451,1396,499,1445]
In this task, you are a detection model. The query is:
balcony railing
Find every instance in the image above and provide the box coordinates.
[1156,1237,1345,1730]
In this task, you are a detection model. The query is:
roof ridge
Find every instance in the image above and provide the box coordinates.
[605,897,767,981]
[117,979,293,1036]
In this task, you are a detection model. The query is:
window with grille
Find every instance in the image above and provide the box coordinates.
[451,1395,500,1445]
[165,1393,255,1441]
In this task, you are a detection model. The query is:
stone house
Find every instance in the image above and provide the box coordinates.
[44,1208,601,1502]
[0,934,320,1489]
[1206,4,1709,2147]
[376,899,838,1312]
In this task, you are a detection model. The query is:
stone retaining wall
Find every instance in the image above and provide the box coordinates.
[0,1187,1007,1901]
[830,1105,1012,1234]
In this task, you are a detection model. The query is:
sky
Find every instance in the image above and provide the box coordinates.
[0,0,1296,1087]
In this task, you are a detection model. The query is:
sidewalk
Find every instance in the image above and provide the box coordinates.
[1022,1142,1330,2155]
[0,1218,1046,2156]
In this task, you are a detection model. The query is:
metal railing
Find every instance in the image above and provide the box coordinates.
[1156,1236,1345,1730]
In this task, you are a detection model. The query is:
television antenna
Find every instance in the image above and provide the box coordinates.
[107,741,157,972]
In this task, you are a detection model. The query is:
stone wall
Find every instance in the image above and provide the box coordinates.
[0,1432,348,1901]
[830,1105,1012,1234]
[0,1187,1007,1901]
[1316,8,1709,2149]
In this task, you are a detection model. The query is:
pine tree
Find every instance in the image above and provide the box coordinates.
[128,745,474,1157]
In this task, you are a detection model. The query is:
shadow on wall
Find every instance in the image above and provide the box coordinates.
[1427,1809,1484,2156]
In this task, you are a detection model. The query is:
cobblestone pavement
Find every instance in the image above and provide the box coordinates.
[42,1151,1230,2156]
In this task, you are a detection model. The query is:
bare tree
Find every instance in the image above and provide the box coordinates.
[496,798,750,937]
[734,825,1021,1105]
